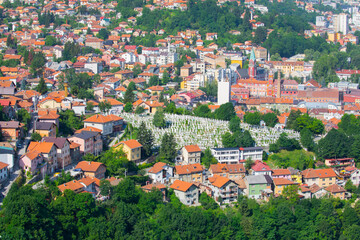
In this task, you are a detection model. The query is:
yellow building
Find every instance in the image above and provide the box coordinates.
[34,122,57,138]
[37,97,62,109]
[325,184,346,200]
[273,178,298,195]
[270,61,305,76]
[114,139,142,163]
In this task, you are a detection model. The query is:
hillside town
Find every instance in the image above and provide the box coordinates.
[1,0,360,238]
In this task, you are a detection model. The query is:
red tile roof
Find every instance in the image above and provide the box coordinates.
[120,139,142,149]
[208,174,231,188]
[184,145,201,153]
[175,163,204,175]
[170,180,195,192]
[148,162,167,174]
[75,161,104,172]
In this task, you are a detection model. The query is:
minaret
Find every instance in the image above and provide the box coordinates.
[248,48,256,78]
[276,71,281,98]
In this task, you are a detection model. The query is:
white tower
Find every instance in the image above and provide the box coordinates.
[217,78,231,105]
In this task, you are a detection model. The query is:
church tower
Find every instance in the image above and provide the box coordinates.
[248,49,256,79]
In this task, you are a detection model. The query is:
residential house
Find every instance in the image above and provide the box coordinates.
[114,139,142,163]
[0,121,23,141]
[27,141,58,173]
[34,122,57,138]
[181,145,201,164]
[58,176,101,195]
[251,161,272,176]
[170,180,199,205]
[302,168,337,188]
[148,162,173,184]
[209,163,246,179]
[208,175,239,204]
[38,110,60,127]
[75,161,106,179]
[84,114,114,136]
[272,178,298,195]
[325,184,346,200]
[0,162,9,184]
[288,167,302,184]
[141,183,167,198]
[43,137,71,169]
[174,163,204,183]
[272,169,291,180]
[0,146,15,172]
[68,131,103,156]
[19,150,46,175]
[245,175,273,199]
[309,183,327,198]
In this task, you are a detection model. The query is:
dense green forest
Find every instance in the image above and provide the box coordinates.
[2,178,360,240]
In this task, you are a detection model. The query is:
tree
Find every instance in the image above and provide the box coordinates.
[133,64,142,78]
[153,108,166,128]
[345,180,356,193]
[229,117,241,133]
[282,185,299,204]
[30,53,46,77]
[269,133,301,153]
[99,101,111,114]
[159,133,177,162]
[86,101,94,111]
[137,122,154,158]
[148,75,160,86]
[261,112,278,127]
[214,103,235,121]
[161,70,170,85]
[317,129,349,159]
[99,148,138,176]
[194,104,211,118]
[123,87,135,104]
[36,78,48,94]
[245,158,253,171]
[285,110,302,130]
[222,132,237,148]
[135,105,145,114]
[244,112,261,125]
[253,27,267,44]
[45,35,58,46]
[31,132,42,142]
[97,28,110,40]
[199,192,218,210]
[99,179,112,196]
[201,148,217,168]
[124,102,133,113]
[300,128,315,151]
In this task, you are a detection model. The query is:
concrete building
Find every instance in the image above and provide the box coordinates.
[170,180,199,205]
[334,13,349,34]
[217,78,231,105]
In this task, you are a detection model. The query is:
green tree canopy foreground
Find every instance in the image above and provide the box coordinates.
[2,178,360,239]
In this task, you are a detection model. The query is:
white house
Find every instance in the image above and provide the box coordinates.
[148,162,173,184]
[83,114,113,136]
[0,162,9,184]
[0,147,15,172]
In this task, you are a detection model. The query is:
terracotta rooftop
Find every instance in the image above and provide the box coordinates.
[175,163,204,175]
[184,145,201,153]
[208,174,231,188]
[170,180,195,192]
[148,162,167,174]
[75,161,104,172]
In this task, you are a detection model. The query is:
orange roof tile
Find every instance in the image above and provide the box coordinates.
[28,142,54,154]
[208,174,231,188]
[273,178,297,186]
[170,180,195,192]
[120,139,142,149]
[76,161,104,172]
[148,162,167,174]
[184,145,201,153]
[175,163,204,175]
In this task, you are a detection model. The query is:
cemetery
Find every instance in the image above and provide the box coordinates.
[119,113,300,149]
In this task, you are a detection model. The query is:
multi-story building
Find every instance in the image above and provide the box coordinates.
[148,162,174,184]
[42,137,71,169]
[334,13,349,35]
[174,163,204,183]
[27,141,58,173]
[209,163,246,179]
[211,147,263,164]
[208,175,238,203]
[68,131,103,156]
[170,180,199,205]
[115,139,142,163]
[181,145,202,164]
[301,168,337,188]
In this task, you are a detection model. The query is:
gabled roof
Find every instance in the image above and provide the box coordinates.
[208,174,232,188]
[42,137,69,149]
[141,182,166,191]
[0,161,9,170]
[170,180,195,192]
[302,168,337,179]
[28,142,55,154]
[251,161,272,172]
[84,114,112,123]
[120,139,142,149]
[184,145,201,153]
[35,122,55,130]
[75,161,104,172]
[210,163,245,174]
[273,178,297,186]
[148,162,167,174]
[272,169,291,176]
[175,163,204,175]
[325,184,345,193]
[58,180,84,192]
